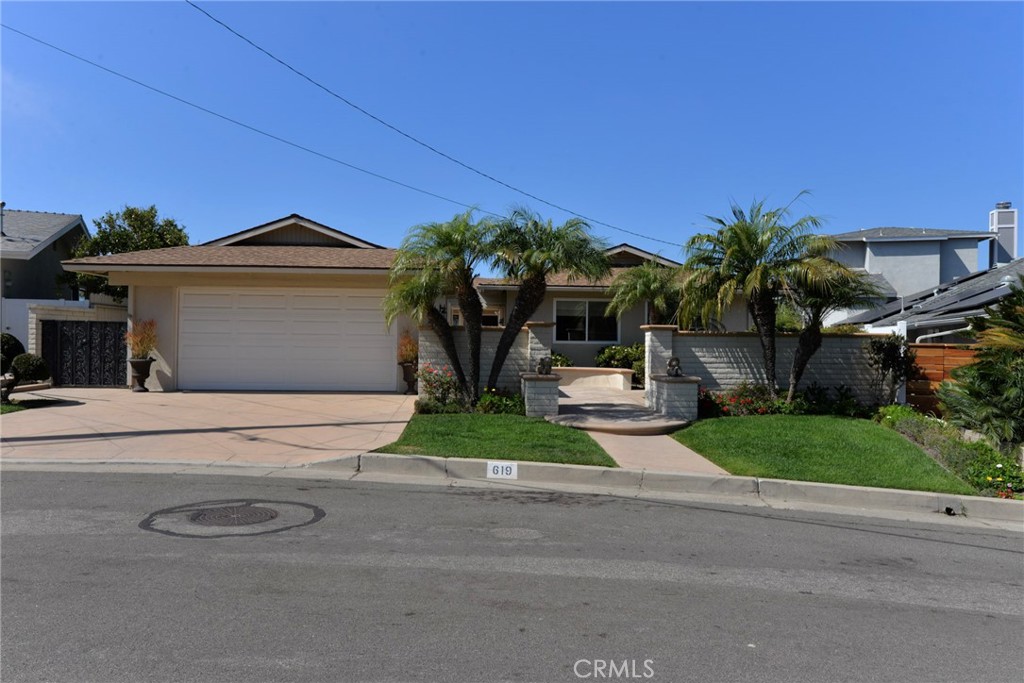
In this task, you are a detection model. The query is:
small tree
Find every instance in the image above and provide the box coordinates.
[1,353,51,403]
[485,207,609,390]
[865,333,915,405]
[679,194,835,398]
[605,261,683,324]
[785,266,880,401]
[64,205,189,301]
[937,275,1024,455]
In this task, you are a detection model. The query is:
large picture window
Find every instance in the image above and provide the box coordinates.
[555,300,618,342]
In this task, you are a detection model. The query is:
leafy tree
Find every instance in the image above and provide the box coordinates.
[937,275,1024,454]
[383,210,493,403]
[865,333,916,406]
[485,207,609,390]
[785,263,880,401]
[605,260,683,324]
[679,194,836,398]
[64,205,189,301]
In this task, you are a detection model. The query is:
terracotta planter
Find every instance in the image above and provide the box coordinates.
[129,358,155,392]
[399,361,417,395]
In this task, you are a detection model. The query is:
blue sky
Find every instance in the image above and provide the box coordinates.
[2,1,1022,261]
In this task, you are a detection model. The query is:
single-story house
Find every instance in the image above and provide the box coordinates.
[1,208,93,346]
[472,244,752,367]
[63,214,413,392]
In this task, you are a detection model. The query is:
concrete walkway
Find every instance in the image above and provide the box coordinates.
[551,385,728,475]
[0,388,415,467]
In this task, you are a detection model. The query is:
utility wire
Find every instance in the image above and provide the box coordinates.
[1,23,500,218]
[185,0,683,248]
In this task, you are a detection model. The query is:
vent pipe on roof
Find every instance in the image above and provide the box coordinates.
[989,201,1017,266]
[0,201,6,237]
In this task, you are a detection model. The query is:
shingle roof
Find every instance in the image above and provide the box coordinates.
[846,258,1024,329]
[476,267,632,290]
[855,270,897,298]
[1,210,87,258]
[63,245,397,271]
[830,227,992,241]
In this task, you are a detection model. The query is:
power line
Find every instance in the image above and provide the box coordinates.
[184,0,683,248]
[1,23,499,219]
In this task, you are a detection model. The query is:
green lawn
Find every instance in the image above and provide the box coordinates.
[674,415,975,494]
[1,398,65,415]
[377,413,616,467]
[0,403,25,415]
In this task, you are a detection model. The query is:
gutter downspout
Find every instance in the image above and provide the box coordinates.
[915,327,972,344]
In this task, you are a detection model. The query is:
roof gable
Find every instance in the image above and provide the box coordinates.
[604,243,681,267]
[1,210,88,260]
[204,214,383,248]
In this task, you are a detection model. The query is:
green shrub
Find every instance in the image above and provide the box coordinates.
[874,405,1022,498]
[936,276,1024,455]
[417,362,461,405]
[865,333,916,405]
[699,382,867,419]
[1,334,25,373]
[823,323,864,335]
[550,352,574,368]
[476,389,526,415]
[595,343,645,387]
[11,353,50,383]
[414,398,465,415]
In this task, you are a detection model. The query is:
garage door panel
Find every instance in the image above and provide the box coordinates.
[178,288,395,391]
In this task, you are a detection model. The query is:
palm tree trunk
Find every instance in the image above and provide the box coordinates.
[486,275,547,390]
[455,277,484,402]
[787,322,823,402]
[749,295,779,398]
[425,306,470,400]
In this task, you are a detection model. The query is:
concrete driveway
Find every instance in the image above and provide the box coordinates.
[0,388,415,467]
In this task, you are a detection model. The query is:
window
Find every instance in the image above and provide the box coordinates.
[449,307,504,327]
[555,300,618,342]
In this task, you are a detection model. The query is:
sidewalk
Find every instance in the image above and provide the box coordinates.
[587,431,729,475]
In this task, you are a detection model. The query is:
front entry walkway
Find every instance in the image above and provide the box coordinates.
[549,385,728,476]
[0,388,415,467]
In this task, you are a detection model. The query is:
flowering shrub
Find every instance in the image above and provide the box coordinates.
[417,363,460,405]
[476,388,525,415]
[876,404,1023,498]
[125,320,158,359]
[698,382,869,419]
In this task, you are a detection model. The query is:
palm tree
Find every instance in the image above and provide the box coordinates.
[486,207,610,389]
[679,194,836,398]
[784,263,881,401]
[383,210,492,402]
[605,260,683,325]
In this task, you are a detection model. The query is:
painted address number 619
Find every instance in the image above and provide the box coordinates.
[486,462,518,479]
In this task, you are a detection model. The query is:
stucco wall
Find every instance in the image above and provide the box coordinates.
[1,231,80,300]
[867,241,939,297]
[669,332,879,404]
[940,239,979,283]
[132,285,178,391]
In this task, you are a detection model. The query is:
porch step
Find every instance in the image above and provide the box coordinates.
[546,411,687,436]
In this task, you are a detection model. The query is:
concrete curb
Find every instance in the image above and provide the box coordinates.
[346,452,1023,524]
[4,452,1022,526]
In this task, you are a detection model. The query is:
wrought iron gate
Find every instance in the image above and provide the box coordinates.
[40,320,128,387]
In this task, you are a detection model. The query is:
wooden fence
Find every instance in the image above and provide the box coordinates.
[907,343,977,415]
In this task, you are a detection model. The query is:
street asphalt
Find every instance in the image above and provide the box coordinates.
[2,469,1022,683]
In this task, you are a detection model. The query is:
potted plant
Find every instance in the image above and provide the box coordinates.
[397,332,418,394]
[125,319,158,392]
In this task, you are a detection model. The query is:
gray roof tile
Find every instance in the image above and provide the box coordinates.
[0,209,86,256]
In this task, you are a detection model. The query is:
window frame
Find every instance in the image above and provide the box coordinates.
[553,298,620,344]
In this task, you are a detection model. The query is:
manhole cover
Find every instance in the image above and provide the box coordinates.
[139,499,326,539]
[190,505,278,527]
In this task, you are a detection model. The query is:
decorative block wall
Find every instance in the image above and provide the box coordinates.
[417,323,551,394]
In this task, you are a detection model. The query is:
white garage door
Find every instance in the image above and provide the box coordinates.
[177,288,396,391]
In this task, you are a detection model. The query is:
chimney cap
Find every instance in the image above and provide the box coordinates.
[995,201,1012,210]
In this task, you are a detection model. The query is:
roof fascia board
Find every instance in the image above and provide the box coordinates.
[838,233,993,243]
[204,216,382,248]
[61,264,390,275]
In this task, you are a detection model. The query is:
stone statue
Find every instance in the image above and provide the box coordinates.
[536,356,552,375]
[667,357,683,377]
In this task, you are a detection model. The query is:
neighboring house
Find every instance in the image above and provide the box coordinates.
[825,202,1019,325]
[843,256,1024,343]
[0,208,91,346]
[62,214,410,392]
[473,244,752,367]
